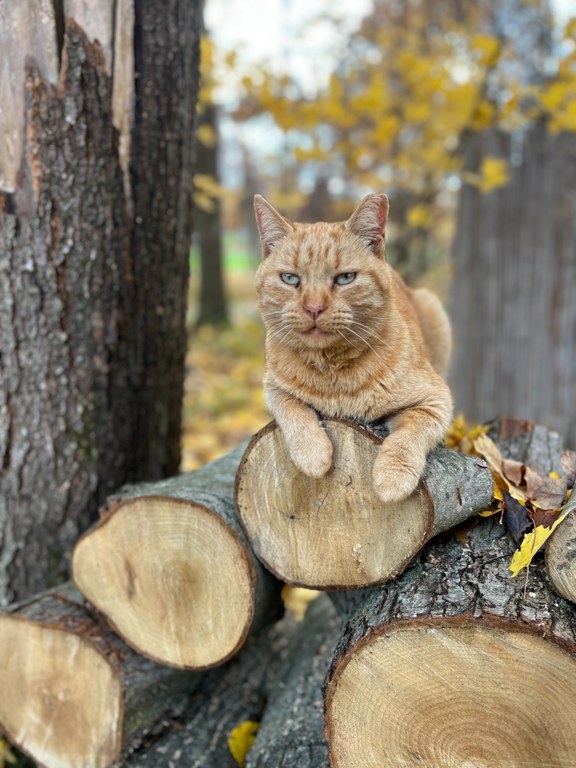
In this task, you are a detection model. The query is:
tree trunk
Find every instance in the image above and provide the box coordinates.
[72,445,283,669]
[236,419,493,589]
[195,103,229,327]
[324,421,576,768]
[450,125,576,446]
[0,583,205,768]
[0,1,200,604]
[246,594,340,768]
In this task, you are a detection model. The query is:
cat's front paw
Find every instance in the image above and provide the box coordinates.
[372,443,425,503]
[285,429,333,478]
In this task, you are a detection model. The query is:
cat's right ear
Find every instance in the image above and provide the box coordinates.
[254,195,294,258]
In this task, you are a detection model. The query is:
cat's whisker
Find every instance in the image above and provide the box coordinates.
[349,320,384,342]
[341,326,378,355]
[267,322,296,347]
[266,325,289,343]
[336,329,362,352]
[261,310,286,320]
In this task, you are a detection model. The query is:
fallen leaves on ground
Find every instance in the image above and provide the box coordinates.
[444,413,488,455]
[181,320,269,471]
[228,720,260,767]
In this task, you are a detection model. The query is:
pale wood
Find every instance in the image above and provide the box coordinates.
[0,583,204,768]
[325,517,576,768]
[0,0,59,208]
[325,420,576,767]
[236,419,493,589]
[73,446,283,669]
[63,0,114,70]
[546,491,576,603]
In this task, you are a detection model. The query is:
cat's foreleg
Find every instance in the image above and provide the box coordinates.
[372,387,453,503]
[265,382,333,478]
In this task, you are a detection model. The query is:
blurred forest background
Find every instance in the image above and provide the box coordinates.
[182,0,576,471]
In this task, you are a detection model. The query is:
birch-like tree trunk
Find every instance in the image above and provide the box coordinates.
[0,0,201,603]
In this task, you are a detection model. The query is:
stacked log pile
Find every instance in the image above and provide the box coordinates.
[1,418,575,768]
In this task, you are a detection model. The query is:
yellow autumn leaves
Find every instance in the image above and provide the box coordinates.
[182,318,268,471]
[473,433,575,577]
[228,720,260,767]
[447,417,576,578]
[445,415,576,576]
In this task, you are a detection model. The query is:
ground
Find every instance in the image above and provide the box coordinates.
[181,266,269,472]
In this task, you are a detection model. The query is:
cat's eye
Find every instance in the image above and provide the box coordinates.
[280,273,301,286]
[334,272,357,285]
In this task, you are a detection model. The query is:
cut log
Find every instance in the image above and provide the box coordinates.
[324,517,576,768]
[545,491,576,603]
[246,594,341,768]
[123,612,300,767]
[236,419,493,589]
[72,446,283,669]
[0,583,204,768]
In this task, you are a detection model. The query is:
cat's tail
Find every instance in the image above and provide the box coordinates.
[411,288,453,378]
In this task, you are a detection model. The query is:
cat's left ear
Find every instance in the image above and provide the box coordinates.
[254,195,294,258]
[346,193,389,256]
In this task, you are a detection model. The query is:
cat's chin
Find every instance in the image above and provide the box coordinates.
[297,327,343,351]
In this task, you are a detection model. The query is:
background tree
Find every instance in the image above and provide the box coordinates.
[194,36,229,327]
[0,0,201,604]
[211,0,575,443]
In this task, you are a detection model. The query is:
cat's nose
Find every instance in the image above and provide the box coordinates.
[305,303,326,320]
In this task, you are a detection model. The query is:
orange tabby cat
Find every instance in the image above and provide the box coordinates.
[254,192,453,503]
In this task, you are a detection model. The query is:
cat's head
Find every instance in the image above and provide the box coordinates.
[254,193,391,353]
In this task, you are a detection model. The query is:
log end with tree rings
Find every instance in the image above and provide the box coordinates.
[236,419,493,590]
[72,496,258,669]
[0,614,122,768]
[325,617,576,768]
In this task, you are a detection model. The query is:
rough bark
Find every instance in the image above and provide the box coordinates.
[246,594,340,768]
[0,1,200,605]
[325,517,576,768]
[324,423,576,768]
[123,612,300,768]
[236,419,493,589]
[0,582,205,768]
[72,446,284,669]
[450,125,576,446]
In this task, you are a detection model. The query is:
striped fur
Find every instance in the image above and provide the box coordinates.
[254,193,453,503]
